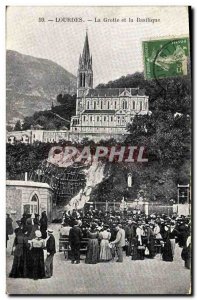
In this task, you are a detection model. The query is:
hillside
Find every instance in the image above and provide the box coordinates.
[6,50,76,123]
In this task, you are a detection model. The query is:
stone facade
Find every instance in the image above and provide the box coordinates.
[70,88,149,135]
[6,180,54,224]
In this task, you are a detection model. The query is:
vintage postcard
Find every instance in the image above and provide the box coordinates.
[6,6,192,295]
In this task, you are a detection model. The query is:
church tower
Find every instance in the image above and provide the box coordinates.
[77,31,93,98]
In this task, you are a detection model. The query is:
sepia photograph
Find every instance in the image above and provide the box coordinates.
[6,6,192,295]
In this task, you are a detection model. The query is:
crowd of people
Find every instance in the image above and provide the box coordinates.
[7,212,56,280]
[6,207,191,281]
[60,208,191,267]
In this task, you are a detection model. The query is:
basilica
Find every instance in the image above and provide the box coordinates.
[70,32,149,138]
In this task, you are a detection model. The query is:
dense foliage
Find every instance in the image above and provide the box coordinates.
[21,94,76,130]
[96,72,191,202]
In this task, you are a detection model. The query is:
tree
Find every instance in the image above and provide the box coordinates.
[56,93,76,105]
[14,120,22,131]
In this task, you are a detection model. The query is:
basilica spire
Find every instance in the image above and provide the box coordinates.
[82,30,90,64]
[77,31,93,97]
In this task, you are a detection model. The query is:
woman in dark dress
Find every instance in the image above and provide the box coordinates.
[177,221,188,248]
[9,229,29,278]
[181,235,191,269]
[85,223,99,264]
[40,211,48,239]
[162,225,173,262]
[29,230,45,280]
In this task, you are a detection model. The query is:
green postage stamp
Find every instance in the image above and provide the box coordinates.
[143,37,190,80]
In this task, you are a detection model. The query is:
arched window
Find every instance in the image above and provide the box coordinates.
[123,101,127,109]
[101,101,103,109]
[83,74,85,87]
[80,73,83,87]
[94,102,96,109]
[133,101,135,110]
[107,102,110,109]
[23,193,39,215]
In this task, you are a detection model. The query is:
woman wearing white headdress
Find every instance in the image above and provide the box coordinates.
[29,230,45,280]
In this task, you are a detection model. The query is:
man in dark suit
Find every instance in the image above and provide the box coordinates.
[45,228,56,278]
[69,220,82,264]
[125,219,137,256]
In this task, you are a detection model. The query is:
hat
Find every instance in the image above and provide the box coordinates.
[35,230,42,238]
[117,224,122,228]
[103,224,109,229]
[48,228,53,234]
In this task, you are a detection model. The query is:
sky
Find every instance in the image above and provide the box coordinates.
[6,6,189,87]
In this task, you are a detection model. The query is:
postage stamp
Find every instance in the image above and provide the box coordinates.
[143,37,190,80]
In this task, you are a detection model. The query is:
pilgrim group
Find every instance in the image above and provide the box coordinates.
[60,208,191,267]
[6,207,191,280]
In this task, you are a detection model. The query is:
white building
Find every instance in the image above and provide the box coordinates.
[6,180,54,222]
[70,32,149,136]
[7,129,69,144]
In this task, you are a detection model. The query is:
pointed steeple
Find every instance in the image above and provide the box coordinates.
[82,31,91,67]
[79,54,82,65]
[77,31,93,97]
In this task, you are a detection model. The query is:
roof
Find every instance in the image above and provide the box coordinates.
[6,180,53,190]
[83,110,115,114]
[86,88,146,98]
[32,124,43,129]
